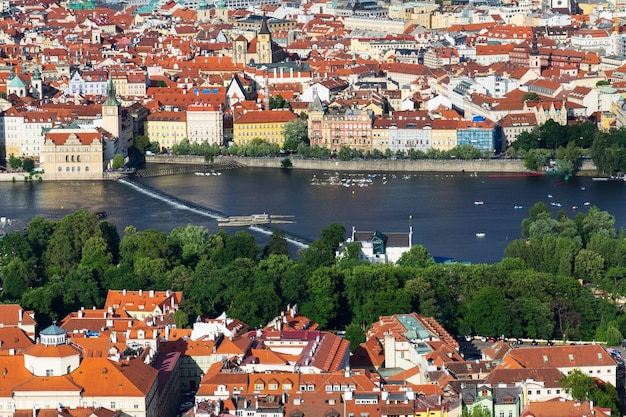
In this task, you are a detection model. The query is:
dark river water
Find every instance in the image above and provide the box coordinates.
[1,167,625,264]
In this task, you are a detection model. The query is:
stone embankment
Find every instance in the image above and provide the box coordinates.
[146,155,535,173]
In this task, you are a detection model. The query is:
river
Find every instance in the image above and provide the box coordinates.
[1,167,625,264]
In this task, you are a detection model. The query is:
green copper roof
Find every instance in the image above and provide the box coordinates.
[103,76,121,107]
[8,75,26,88]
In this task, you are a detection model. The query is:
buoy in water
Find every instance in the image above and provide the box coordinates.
[352,190,355,195]
[61,205,64,209]
[409,215,413,220]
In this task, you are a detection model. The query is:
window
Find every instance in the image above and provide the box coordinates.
[254,383,264,390]
[110,403,116,410]
[46,369,53,376]
[536,390,540,395]
[282,383,292,390]
[268,383,278,390]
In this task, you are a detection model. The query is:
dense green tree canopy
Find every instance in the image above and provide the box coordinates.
[3,206,626,346]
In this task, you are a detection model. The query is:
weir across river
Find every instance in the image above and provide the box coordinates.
[134,158,244,178]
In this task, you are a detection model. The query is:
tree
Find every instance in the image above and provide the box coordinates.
[263,230,289,258]
[228,287,282,328]
[112,154,125,169]
[155,80,168,87]
[282,119,309,152]
[522,92,540,102]
[344,323,365,352]
[605,324,623,346]
[8,154,21,170]
[22,158,35,173]
[301,267,343,329]
[462,406,492,417]
[269,95,289,109]
[396,245,435,268]
[135,136,151,154]
[44,210,103,276]
[559,369,620,416]
[167,225,212,267]
[2,258,36,299]
[174,309,190,328]
[281,158,293,169]
[524,148,551,171]
[596,80,611,87]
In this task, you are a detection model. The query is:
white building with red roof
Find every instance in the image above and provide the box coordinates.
[40,128,106,180]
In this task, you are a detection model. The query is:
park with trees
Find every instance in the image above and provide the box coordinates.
[2,204,626,352]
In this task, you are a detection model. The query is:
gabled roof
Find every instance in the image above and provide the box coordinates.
[0,305,36,327]
[503,345,616,369]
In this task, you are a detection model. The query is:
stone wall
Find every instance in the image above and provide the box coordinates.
[145,155,531,173]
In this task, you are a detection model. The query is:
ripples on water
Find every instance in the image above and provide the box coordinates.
[1,169,626,264]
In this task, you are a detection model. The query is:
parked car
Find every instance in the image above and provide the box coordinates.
[487,337,495,343]
[465,335,473,342]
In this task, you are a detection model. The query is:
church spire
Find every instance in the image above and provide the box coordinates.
[103,72,121,107]
[259,14,271,35]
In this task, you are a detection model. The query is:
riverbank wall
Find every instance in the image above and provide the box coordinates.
[146,155,537,173]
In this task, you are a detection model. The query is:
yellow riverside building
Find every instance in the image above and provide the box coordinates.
[233,109,298,147]
[145,110,188,149]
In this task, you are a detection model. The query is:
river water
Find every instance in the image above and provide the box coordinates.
[1,167,625,264]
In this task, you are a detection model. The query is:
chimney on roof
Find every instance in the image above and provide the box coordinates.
[149,290,154,298]
[18,308,23,323]
[123,289,127,296]
[139,289,143,296]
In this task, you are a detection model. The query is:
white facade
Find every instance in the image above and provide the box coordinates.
[186,106,224,145]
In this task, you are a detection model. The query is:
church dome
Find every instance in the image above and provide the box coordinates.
[40,323,66,346]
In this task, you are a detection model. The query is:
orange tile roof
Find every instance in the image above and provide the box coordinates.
[23,344,81,358]
[0,327,34,353]
[0,304,36,326]
[14,375,83,392]
[522,399,608,417]
[505,345,616,369]
[71,357,158,397]
[235,109,298,124]
[104,290,183,315]
[0,355,33,397]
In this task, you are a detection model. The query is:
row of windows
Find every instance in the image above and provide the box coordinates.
[58,166,90,172]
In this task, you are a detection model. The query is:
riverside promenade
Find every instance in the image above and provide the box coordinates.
[145,155,535,173]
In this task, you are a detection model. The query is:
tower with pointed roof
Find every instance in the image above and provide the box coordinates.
[102,74,123,154]
[307,88,326,147]
[31,65,42,99]
[257,15,273,64]
[529,32,542,76]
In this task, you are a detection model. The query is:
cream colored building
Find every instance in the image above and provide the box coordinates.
[41,129,105,180]
[186,105,224,145]
[431,119,458,151]
[3,107,55,161]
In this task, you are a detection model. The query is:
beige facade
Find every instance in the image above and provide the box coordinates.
[187,105,224,146]
[41,129,105,180]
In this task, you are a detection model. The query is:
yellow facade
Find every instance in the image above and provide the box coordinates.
[431,127,457,151]
[233,121,290,146]
[145,112,188,148]
[233,110,297,147]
